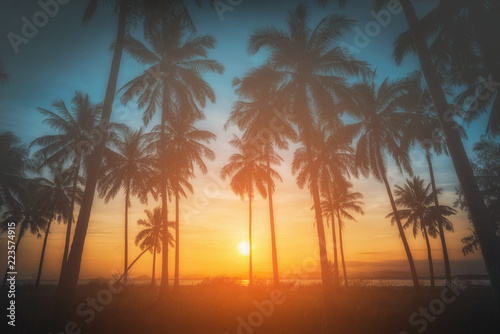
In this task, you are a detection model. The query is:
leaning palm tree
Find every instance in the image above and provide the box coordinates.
[159,112,216,289]
[221,136,280,287]
[226,66,298,287]
[340,76,420,290]
[98,127,155,284]
[119,18,224,297]
[135,207,173,287]
[387,176,455,287]
[320,0,500,305]
[248,4,370,294]
[0,132,28,208]
[1,180,49,287]
[30,92,101,277]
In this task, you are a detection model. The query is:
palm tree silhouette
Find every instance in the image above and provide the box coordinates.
[120,19,223,297]
[221,136,281,287]
[0,132,28,209]
[227,66,298,287]
[30,92,101,277]
[341,76,420,290]
[136,207,173,287]
[33,163,78,290]
[158,112,216,290]
[98,127,155,284]
[248,4,370,294]
[1,180,49,287]
[387,176,455,287]
[293,125,356,288]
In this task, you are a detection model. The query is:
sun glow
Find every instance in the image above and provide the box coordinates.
[237,241,250,256]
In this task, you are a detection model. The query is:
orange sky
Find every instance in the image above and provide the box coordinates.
[0,114,486,282]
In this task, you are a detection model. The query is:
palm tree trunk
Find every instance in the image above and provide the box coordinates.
[116,246,152,284]
[152,241,157,287]
[401,0,500,302]
[124,187,129,285]
[35,217,53,290]
[265,147,279,287]
[381,171,420,291]
[2,231,23,287]
[54,3,128,311]
[249,193,253,287]
[330,210,340,288]
[59,155,81,277]
[337,209,348,288]
[425,148,451,283]
[174,191,180,289]
[423,225,435,287]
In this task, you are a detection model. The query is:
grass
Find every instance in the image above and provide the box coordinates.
[2,278,499,333]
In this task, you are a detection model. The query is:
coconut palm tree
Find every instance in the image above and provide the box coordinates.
[320,0,500,304]
[98,127,155,284]
[30,92,101,276]
[248,4,370,293]
[33,163,78,290]
[226,66,298,287]
[135,207,173,287]
[221,136,281,287]
[340,76,420,290]
[387,176,456,287]
[1,180,49,287]
[119,18,224,297]
[56,0,205,305]
[157,112,216,289]
[0,132,28,209]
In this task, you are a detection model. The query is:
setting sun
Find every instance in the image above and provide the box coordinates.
[237,241,250,256]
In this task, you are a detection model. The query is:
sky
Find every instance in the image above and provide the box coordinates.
[0,0,490,282]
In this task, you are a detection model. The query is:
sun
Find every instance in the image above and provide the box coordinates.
[237,241,250,256]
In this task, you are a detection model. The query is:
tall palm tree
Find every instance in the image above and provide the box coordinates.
[55,0,204,305]
[341,76,420,290]
[98,127,155,284]
[248,4,370,294]
[322,182,364,287]
[30,92,101,277]
[135,207,173,287]
[0,132,28,209]
[320,0,500,304]
[33,163,77,290]
[1,180,49,287]
[226,66,298,287]
[159,112,216,289]
[221,136,281,287]
[120,19,223,297]
[387,176,456,287]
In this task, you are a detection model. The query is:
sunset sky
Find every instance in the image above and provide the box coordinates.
[0,0,489,282]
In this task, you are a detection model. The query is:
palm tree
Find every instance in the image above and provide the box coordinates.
[248,4,370,294]
[135,207,173,287]
[0,132,28,209]
[388,176,455,287]
[293,125,356,288]
[341,76,420,290]
[221,136,281,287]
[55,0,204,305]
[30,92,101,277]
[320,0,500,304]
[98,127,155,284]
[159,112,216,289]
[226,66,298,287]
[1,180,49,287]
[33,163,77,290]
[120,19,224,297]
